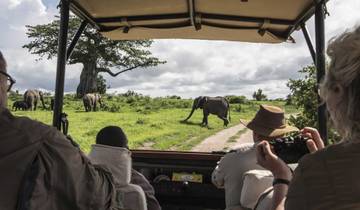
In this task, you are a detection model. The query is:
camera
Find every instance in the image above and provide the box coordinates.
[269,135,310,164]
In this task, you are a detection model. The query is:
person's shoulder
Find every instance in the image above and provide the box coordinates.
[230,143,255,153]
[11,113,64,142]
[297,141,347,169]
[220,143,254,161]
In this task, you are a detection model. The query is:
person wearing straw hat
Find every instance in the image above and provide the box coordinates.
[212,104,298,210]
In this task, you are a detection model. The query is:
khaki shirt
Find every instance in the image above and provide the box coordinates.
[286,141,360,210]
[212,143,265,210]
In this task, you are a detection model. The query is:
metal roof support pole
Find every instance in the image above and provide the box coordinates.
[67,20,87,61]
[315,2,328,144]
[301,23,316,64]
[52,0,70,129]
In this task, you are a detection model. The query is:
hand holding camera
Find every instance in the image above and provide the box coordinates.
[269,134,310,164]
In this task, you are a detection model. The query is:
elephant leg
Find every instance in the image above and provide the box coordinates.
[93,102,97,112]
[202,110,209,126]
[218,115,229,126]
[34,101,37,111]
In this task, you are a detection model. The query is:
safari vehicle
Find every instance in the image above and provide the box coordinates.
[52,0,329,209]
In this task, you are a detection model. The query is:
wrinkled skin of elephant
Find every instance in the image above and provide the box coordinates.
[83,93,102,112]
[24,89,46,111]
[183,96,231,126]
[12,101,29,111]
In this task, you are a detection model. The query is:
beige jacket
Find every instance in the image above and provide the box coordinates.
[212,143,265,210]
[88,145,147,210]
[286,141,360,210]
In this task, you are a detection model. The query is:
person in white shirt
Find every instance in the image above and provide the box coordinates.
[212,105,298,210]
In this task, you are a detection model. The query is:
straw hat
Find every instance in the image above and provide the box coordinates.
[240,105,298,137]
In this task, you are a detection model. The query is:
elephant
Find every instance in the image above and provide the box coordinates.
[183,96,231,126]
[12,101,29,111]
[83,93,102,112]
[24,89,46,111]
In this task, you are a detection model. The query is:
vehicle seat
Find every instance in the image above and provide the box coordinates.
[254,187,273,210]
[116,184,147,210]
[88,144,147,210]
[240,169,273,209]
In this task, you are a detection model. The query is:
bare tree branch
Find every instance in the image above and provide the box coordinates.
[96,63,151,77]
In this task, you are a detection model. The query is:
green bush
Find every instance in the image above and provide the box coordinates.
[226,95,247,104]
[287,65,340,143]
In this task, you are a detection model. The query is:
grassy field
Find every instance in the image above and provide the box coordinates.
[8,94,298,153]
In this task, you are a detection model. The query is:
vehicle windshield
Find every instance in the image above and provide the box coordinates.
[7,39,301,154]
[5,0,354,153]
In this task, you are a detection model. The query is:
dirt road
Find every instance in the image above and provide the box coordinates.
[191,123,253,152]
[191,114,296,152]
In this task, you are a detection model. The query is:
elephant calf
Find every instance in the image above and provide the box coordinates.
[183,96,231,126]
[12,101,29,111]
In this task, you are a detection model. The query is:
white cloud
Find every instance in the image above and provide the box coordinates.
[1,0,360,99]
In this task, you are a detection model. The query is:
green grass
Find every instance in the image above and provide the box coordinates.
[8,97,298,153]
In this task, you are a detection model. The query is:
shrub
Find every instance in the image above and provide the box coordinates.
[226,95,247,104]
[234,104,242,112]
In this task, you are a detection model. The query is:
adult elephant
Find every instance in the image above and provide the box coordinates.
[183,96,231,126]
[24,89,46,111]
[83,93,102,112]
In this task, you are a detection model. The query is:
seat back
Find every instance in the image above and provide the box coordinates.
[254,187,273,210]
[116,184,147,210]
[240,169,273,209]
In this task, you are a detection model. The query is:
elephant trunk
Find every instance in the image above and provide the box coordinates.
[183,106,196,121]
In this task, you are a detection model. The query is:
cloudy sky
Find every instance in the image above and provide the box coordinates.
[1,0,360,99]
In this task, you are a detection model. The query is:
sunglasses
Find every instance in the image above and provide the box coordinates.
[0,71,16,92]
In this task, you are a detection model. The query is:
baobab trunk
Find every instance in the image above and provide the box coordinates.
[76,62,98,98]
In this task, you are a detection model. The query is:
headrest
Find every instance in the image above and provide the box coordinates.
[240,169,273,209]
[88,144,132,186]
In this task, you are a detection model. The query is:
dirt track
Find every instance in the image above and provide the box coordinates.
[191,114,296,152]
[191,123,253,152]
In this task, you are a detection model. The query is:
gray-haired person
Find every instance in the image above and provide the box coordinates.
[0,51,118,209]
[257,26,360,210]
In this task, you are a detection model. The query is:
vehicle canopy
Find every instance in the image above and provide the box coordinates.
[70,0,316,43]
[53,0,328,142]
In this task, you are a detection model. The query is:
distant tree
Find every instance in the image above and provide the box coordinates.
[285,94,293,105]
[23,16,165,97]
[252,89,267,101]
[287,65,340,143]
[96,75,107,94]
[167,95,181,99]
[225,95,247,104]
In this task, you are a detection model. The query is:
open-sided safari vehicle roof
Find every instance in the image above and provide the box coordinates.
[71,0,316,43]
[52,1,329,209]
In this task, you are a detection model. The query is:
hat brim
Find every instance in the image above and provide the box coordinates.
[240,119,299,137]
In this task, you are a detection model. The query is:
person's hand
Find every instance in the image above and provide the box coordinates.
[256,141,292,180]
[301,127,325,153]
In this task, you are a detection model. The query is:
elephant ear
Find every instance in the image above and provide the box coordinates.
[198,96,207,109]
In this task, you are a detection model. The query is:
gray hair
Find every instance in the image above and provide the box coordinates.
[320,26,360,141]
